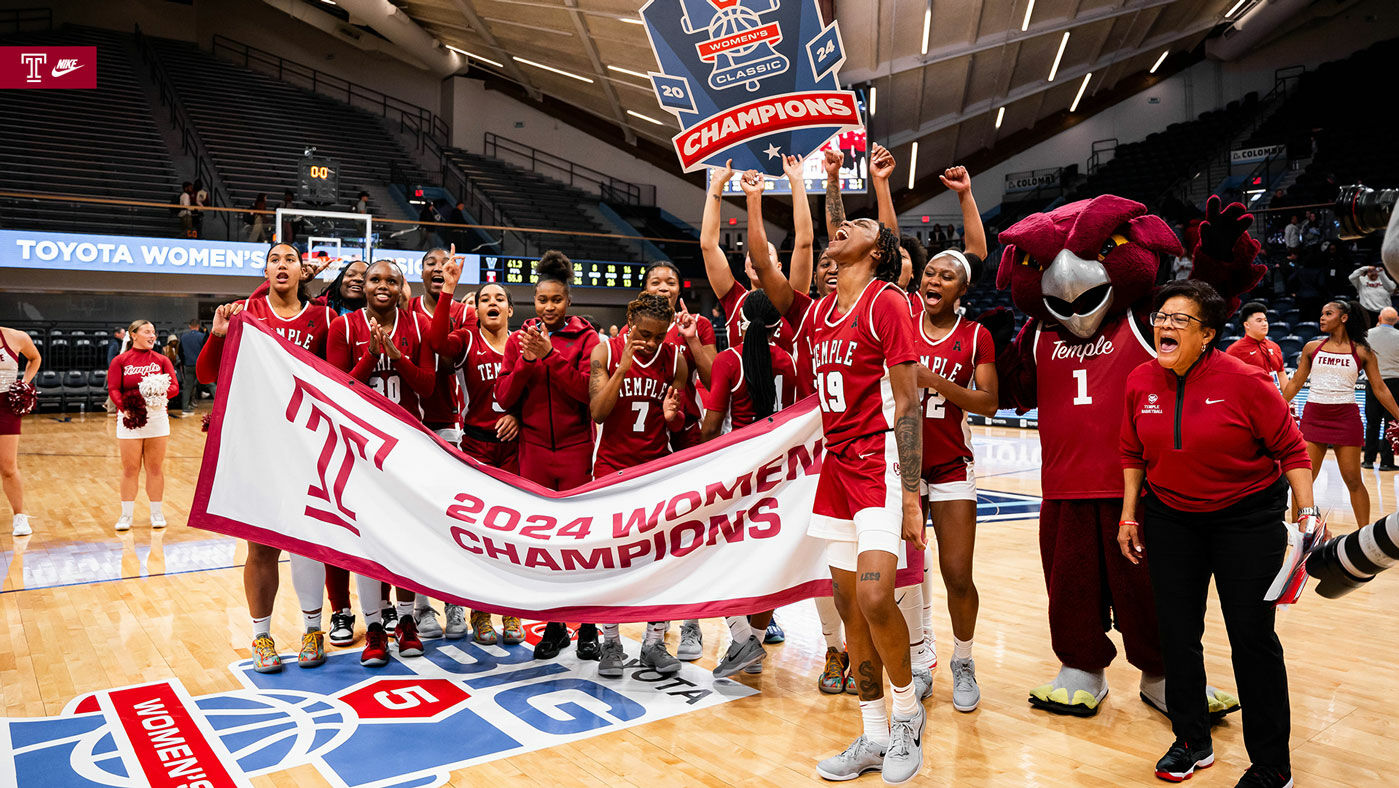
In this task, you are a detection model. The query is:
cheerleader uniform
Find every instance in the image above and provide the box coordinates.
[108,348,179,439]
[0,333,21,435]
[1300,341,1363,446]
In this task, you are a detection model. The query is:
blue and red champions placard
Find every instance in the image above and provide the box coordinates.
[640,0,862,174]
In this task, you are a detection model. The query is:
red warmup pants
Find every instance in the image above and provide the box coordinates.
[518,440,593,492]
[1039,498,1165,675]
[460,434,520,474]
[326,569,388,613]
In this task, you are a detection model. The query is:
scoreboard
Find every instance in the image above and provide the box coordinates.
[298,155,340,203]
[711,129,870,196]
[480,255,650,289]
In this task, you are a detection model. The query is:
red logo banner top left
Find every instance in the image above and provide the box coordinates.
[0,46,97,89]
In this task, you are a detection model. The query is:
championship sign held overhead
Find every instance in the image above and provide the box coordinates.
[641,0,862,174]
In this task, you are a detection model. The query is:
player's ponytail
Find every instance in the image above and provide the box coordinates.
[1331,299,1371,351]
[536,250,574,292]
[740,291,782,419]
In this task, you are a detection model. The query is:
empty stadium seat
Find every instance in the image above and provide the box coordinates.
[60,371,89,410]
[34,370,63,412]
[87,369,108,410]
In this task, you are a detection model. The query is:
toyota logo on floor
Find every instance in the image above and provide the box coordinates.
[0,46,97,88]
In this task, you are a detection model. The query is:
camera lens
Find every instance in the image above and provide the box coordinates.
[1334,184,1397,240]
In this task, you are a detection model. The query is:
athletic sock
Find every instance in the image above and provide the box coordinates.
[415,596,431,613]
[251,615,272,638]
[814,595,843,650]
[897,583,928,669]
[891,680,917,718]
[725,616,753,644]
[644,621,668,644]
[395,600,414,618]
[288,553,325,618]
[120,501,134,519]
[860,699,890,748]
[302,609,322,633]
[953,637,973,660]
[355,575,383,624]
[602,623,621,642]
[921,545,935,653]
[149,501,163,519]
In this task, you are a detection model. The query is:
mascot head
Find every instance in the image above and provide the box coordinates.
[997,195,1183,339]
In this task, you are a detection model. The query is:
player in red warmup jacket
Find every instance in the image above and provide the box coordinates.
[429,258,527,646]
[326,260,436,669]
[587,293,689,680]
[494,251,601,662]
[738,165,927,780]
[196,243,336,674]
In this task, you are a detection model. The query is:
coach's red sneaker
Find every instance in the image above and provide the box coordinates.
[395,615,424,658]
[361,622,390,667]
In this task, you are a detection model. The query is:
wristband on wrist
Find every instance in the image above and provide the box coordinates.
[1298,507,1320,518]
[1119,519,1139,527]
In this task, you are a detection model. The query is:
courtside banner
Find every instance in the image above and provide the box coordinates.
[640,0,861,174]
[192,318,914,621]
[0,46,96,89]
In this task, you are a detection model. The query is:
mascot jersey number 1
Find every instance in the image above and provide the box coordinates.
[996,194,1263,718]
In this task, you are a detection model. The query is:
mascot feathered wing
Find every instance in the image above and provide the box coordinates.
[996,195,1262,718]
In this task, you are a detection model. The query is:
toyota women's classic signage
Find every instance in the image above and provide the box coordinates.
[640,0,862,174]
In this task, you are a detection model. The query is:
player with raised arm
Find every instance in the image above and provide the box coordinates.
[588,293,690,679]
[196,243,336,674]
[495,252,602,661]
[745,166,928,782]
[406,247,473,640]
[429,257,524,644]
[326,260,436,668]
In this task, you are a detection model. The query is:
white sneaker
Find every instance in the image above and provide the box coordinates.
[415,606,444,639]
[114,515,133,532]
[443,605,469,639]
[676,620,703,661]
[150,514,167,529]
[913,667,934,701]
[11,514,32,537]
[950,657,980,712]
[816,735,886,781]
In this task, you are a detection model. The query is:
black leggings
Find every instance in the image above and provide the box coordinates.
[1143,477,1290,770]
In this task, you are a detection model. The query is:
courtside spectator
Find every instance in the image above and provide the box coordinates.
[107,328,125,366]
[1226,302,1289,391]
[245,194,269,243]
[180,320,207,411]
[1364,307,1399,471]
[178,181,195,238]
[1284,216,1301,254]
[1348,264,1396,326]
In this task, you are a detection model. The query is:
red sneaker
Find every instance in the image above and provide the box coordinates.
[395,614,424,657]
[361,622,390,667]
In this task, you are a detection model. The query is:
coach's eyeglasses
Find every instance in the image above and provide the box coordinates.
[1148,311,1205,330]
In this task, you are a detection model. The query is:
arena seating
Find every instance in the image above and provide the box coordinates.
[444,149,640,263]
[145,37,431,219]
[603,203,703,272]
[0,26,182,237]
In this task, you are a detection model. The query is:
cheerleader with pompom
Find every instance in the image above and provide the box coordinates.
[1,325,41,537]
[106,320,179,532]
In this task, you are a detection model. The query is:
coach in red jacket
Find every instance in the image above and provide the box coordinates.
[1117,280,1314,788]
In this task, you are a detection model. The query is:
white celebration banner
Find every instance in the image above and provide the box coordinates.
[192,317,917,621]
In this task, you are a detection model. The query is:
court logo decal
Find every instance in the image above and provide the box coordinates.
[640,0,861,173]
[1,627,756,788]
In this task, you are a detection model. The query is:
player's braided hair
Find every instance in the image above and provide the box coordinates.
[740,290,783,420]
[873,223,902,284]
[899,235,927,291]
[626,292,675,327]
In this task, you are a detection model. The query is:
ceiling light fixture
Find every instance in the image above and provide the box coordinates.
[920,1,932,55]
[907,141,919,190]
[514,56,594,83]
[618,17,645,25]
[994,106,1005,129]
[1150,49,1169,73]
[1224,0,1248,18]
[446,45,503,68]
[608,65,649,79]
[1070,72,1092,112]
[1021,0,1035,31]
[1048,31,1069,81]
[627,110,664,125]
[869,85,877,116]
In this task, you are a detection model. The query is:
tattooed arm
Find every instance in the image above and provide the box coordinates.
[589,337,636,423]
[823,147,846,242]
[889,361,926,550]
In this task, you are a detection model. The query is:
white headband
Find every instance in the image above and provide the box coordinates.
[933,249,971,282]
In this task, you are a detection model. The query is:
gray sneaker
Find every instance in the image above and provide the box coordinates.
[677,620,703,661]
[743,660,764,675]
[443,605,468,639]
[882,705,926,784]
[598,639,626,678]
[713,635,766,678]
[640,640,681,675]
[950,657,980,712]
[414,606,443,639]
[816,735,886,781]
[913,667,934,701]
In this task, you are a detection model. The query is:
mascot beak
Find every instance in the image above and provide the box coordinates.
[1041,248,1114,339]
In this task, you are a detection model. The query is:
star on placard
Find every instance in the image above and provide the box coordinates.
[763,144,781,160]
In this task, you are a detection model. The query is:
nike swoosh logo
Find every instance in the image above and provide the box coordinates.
[1206,398,1224,404]
[51,63,83,77]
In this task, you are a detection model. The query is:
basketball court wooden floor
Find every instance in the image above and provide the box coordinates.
[3,410,1397,787]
